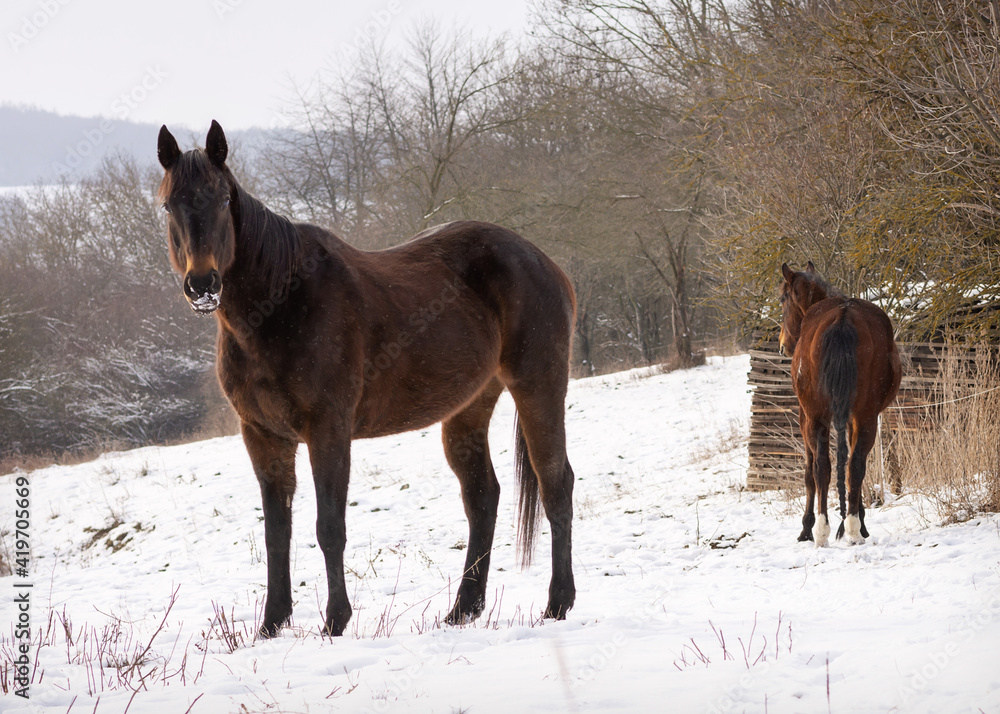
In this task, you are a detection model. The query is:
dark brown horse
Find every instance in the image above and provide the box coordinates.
[779,262,901,546]
[157,121,577,637]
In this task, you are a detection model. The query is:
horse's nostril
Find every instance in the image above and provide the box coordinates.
[184,271,221,299]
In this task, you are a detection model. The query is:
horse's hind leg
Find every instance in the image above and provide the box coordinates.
[798,415,817,542]
[844,421,877,545]
[506,385,576,620]
[807,419,833,547]
[442,378,505,625]
[242,422,298,637]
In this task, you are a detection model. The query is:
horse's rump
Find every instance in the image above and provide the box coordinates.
[819,308,859,433]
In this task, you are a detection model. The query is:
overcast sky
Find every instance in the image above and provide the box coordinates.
[3,0,531,131]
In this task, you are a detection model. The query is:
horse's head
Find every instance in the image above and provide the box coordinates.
[157,120,236,314]
[778,261,830,357]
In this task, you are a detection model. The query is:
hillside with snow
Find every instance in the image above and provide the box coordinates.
[2,355,999,713]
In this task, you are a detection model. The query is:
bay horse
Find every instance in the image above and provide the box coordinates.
[778,262,901,546]
[157,121,577,637]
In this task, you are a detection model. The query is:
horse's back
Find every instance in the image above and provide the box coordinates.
[380,220,576,361]
[396,221,573,307]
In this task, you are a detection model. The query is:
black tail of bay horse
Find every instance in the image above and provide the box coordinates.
[820,318,859,537]
[779,262,901,546]
[157,121,577,637]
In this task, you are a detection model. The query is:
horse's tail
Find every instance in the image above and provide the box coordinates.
[820,311,858,529]
[513,413,540,568]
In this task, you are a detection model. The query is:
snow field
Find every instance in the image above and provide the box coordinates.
[2,355,999,713]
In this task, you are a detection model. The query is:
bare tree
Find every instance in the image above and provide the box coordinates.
[0,156,225,457]
[534,0,726,364]
[693,0,1000,337]
[386,22,514,229]
[262,23,515,244]
[261,66,388,236]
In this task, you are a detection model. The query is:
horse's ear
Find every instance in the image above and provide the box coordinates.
[206,120,228,167]
[157,125,181,170]
[781,263,795,283]
[806,261,817,274]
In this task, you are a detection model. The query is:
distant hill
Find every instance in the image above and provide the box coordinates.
[0,105,277,187]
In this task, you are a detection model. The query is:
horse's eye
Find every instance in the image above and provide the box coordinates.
[162,203,172,214]
[221,198,230,208]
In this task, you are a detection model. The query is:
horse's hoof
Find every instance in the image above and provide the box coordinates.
[445,591,485,626]
[321,608,349,636]
[259,602,292,639]
[444,602,481,626]
[444,609,476,626]
[812,515,831,548]
[321,621,346,637]
[797,530,814,542]
[543,598,573,620]
[258,622,282,639]
[844,515,865,545]
[543,585,575,620]
[320,600,352,637]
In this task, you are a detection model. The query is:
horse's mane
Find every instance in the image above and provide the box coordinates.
[806,270,844,301]
[227,173,302,299]
[160,149,303,299]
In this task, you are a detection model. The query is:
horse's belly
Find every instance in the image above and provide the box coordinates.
[352,340,500,438]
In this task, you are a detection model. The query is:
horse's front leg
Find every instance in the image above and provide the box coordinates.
[242,422,298,638]
[307,427,353,636]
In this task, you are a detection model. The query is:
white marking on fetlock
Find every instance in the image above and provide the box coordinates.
[844,515,865,545]
[813,514,830,548]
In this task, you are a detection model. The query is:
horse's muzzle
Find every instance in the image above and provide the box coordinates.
[184,270,222,314]
[188,291,221,314]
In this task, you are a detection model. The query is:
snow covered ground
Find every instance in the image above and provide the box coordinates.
[2,355,999,713]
